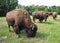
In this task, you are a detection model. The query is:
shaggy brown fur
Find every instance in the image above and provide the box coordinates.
[32,11,49,23]
[6,9,37,38]
[47,12,57,20]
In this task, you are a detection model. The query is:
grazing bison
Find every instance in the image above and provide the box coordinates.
[32,11,49,23]
[47,12,57,20]
[6,9,37,38]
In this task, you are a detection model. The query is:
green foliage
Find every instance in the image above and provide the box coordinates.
[18,4,60,15]
[0,0,18,16]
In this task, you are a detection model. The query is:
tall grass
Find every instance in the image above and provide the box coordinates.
[0,15,60,43]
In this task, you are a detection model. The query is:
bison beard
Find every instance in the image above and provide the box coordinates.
[6,9,37,38]
[26,23,37,37]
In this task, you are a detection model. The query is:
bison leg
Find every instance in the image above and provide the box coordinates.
[8,24,11,32]
[33,17,35,22]
[53,16,56,20]
[39,17,44,23]
[11,26,15,32]
[39,19,43,23]
[14,25,20,38]
[8,25,14,32]
[40,20,43,23]
[44,17,48,22]
[52,14,57,20]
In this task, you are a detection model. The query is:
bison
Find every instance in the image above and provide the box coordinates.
[6,9,37,38]
[47,12,57,20]
[32,11,49,23]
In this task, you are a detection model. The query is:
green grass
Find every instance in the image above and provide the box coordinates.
[0,15,60,43]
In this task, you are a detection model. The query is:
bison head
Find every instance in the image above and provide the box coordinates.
[26,23,37,37]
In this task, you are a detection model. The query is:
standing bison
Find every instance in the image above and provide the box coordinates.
[32,11,49,23]
[6,9,37,38]
[47,12,57,20]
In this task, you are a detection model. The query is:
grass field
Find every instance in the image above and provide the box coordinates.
[0,15,60,43]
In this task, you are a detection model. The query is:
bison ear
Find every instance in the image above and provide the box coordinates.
[32,25,34,30]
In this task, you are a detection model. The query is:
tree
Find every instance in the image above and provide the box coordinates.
[0,0,18,16]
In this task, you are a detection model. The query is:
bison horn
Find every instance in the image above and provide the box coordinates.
[32,24,34,30]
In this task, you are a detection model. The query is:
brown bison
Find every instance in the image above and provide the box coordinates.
[32,11,49,23]
[47,12,57,20]
[6,9,37,38]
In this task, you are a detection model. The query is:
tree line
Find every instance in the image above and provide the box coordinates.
[0,0,60,17]
[0,0,18,16]
[18,4,60,15]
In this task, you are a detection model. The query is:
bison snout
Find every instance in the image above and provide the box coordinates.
[27,24,38,37]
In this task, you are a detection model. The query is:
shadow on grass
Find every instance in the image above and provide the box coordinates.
[20,31,49,39]
[37,21,54,25]
[36,32,49,39]
[43,22,54,25]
